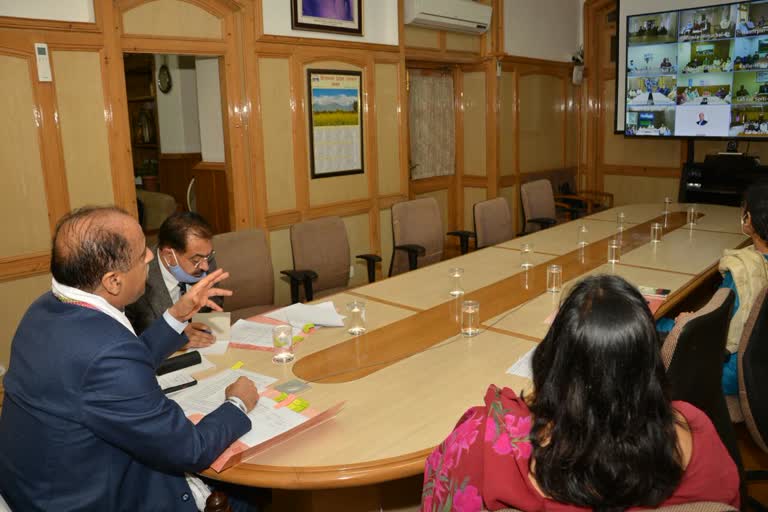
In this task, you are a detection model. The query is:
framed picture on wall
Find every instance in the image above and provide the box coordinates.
[291,0,363,36]
[307,69,364,179]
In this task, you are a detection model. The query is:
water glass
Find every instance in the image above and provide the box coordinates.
[577,224,589,247]
[616,212,626,232]
[687,205,697,226]
[663,197,672,214]
[520,243,534,269]
[650,222,663,243]
[607,239,621,264]
[461,300,480,337]
[448,267,465,297]
[346,300,367,336]
[272,324,295,364]
[546,264,562,293]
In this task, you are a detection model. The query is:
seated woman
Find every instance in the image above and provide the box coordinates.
[721,181,768,395]
[421,275,740,512]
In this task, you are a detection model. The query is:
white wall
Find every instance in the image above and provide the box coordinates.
[195,57,225,163]
[504,0,581,62]
[0,0,94,23]
[155,55,201,154]
[262,0,399,46]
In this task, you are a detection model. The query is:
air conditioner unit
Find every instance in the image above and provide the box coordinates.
[404,0,492,35]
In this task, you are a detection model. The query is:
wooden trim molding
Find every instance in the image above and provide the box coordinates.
[0,16,100,33]
[0,253,50,283]
[601,165,681,178]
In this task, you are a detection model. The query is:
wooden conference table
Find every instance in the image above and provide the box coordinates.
[201,203,749,492]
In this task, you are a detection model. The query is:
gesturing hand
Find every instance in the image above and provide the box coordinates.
[168,268,233,323]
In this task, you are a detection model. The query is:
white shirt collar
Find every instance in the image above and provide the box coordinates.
[51,278,136,336]
[157,248,181,302]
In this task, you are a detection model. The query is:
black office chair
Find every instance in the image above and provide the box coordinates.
[661,289,743,476]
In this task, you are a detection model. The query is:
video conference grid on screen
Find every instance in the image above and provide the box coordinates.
[626,1,768,138]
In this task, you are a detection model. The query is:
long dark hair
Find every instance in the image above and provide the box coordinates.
[529,274,683,511]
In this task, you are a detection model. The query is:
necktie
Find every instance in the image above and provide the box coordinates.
[179,282,187,296]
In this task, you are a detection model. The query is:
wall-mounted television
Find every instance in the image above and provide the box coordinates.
[621,0,768,139]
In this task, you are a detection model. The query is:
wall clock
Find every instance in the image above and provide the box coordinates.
[157,64,172,94]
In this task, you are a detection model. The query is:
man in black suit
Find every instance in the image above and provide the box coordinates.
[126,212,222,347]
[696,112,708,126]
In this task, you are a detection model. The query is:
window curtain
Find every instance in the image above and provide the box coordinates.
[408,71,455,180]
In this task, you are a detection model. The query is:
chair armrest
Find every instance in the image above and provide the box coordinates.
[280,269,318,304]
[447,230,475,255]
[395,244,426,271]
[356,253,382,283]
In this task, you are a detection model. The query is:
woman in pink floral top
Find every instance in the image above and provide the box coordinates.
[422,275,740,512]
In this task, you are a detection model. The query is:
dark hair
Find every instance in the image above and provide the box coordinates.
[529,274,683,511]
[744,180,768,242]
[157,212,213,252]
[51,206,135,292]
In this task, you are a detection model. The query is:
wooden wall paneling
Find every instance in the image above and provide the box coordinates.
[158,152,202,208]
[397,59,410,198]
[221,10,252,230]
[102,0,138,216]
[244,15,269,229]
[485,59,499,198]
[365,53,382,264]
[191,162,230,234]
[290,53,310,216]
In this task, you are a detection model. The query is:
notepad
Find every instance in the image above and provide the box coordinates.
[265,301,345,327]
[229,319,302,349]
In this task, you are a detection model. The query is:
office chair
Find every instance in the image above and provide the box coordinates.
[473,197,515,249]
[282,216,380,304]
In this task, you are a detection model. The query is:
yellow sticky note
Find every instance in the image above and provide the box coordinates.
[275,392,288,403]
[287,398,309,412]
[231,361,244,370]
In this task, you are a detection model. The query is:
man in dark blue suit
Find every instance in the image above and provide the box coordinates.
[0,206,259,511]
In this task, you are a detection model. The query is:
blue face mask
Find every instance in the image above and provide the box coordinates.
[166,250,207,284]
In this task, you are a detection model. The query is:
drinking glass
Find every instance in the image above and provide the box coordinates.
[546,264,562,293]
[607,239,621,264]
[577,224,589,248]
[346,300,367,336]
[461,300,480,337]
[448,267,465,297]
[650,222,663,243]
[520,243,534,269]
[272,324,295,364]
[663,197,672,214]
[616,212,626,230]
[687,205,697,226]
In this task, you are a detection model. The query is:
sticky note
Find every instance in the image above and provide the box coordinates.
[287,398,309,412]
[231,361,244,370]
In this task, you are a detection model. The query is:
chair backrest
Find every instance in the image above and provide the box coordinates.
[520,179,556,232]
[390,197,444,276]
[474,197,514,248]
[212,229,274,311]
[739,285,768,454]
[290,216,350,294]
[661,288,741,470]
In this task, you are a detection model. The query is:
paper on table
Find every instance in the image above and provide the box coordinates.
[171,369,277,415]
[230,319,302,348]
[158,371,195,391]
[191,312,231,341]
[237,396,307,447]
[265,301,344,327]
[195,340,229,355]
[506,346,536,379]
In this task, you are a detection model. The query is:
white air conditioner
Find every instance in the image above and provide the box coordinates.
[404,0,492,35]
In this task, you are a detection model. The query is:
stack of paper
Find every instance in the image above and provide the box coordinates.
[229,319,302,349]
[192,312,231,355]
[265,301,345,328]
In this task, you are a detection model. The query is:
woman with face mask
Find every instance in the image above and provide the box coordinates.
[719,181,768,395]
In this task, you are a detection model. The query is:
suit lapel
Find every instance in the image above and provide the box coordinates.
[147,253,173,317]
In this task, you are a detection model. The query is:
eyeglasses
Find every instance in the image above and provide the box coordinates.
[187,250,216,270]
